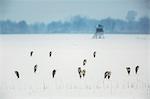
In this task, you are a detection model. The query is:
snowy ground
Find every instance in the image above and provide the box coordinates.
[0,34,150,99]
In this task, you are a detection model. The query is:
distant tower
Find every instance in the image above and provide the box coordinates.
[93,24,104,39]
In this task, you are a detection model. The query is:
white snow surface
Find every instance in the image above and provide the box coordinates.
[0,34,150,99]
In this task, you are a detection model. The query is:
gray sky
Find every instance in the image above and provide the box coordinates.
[0,0,149,23]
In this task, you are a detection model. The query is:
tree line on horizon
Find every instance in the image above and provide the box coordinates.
[0,11,149,34]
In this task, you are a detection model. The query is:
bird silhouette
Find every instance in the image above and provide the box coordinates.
[34,64,38,73]
[52,69,56,78]
[30,51,34,56]
[14,71,19,79]
[104,71,111,79]
[93,51,96,58]
[49,51,52,57]
[83,59,87,66]
[135,65,139,74]
[82,69,86,78]
[126,67,131,75]
[78,67,82,78]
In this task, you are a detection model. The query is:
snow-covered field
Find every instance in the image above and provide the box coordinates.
[0,34,150,99]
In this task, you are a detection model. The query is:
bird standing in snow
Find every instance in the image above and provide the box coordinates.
[34,64,38,73]
[52,69,56,78]
[14,71,20,79]
[30,51,34,56]
[135,65,139,74]
[83,59,87,66]
[104,71,111,79]
[49,51,52,57]
[93,51,96,58]
[126,67,131,75]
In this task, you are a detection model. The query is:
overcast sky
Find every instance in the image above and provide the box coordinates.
[0,0,149,23]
